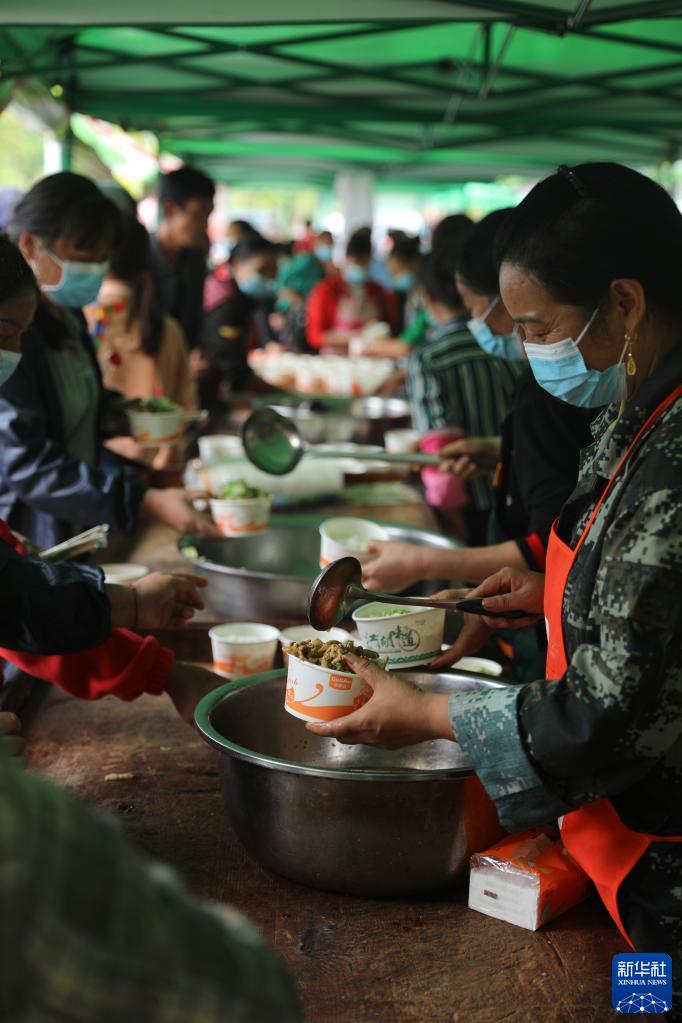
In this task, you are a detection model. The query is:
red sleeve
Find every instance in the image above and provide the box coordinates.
[0,628,174,702]
[516,532,547,572]
[306,279,336,350]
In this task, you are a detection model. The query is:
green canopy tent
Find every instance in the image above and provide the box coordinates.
[1,2,681,185]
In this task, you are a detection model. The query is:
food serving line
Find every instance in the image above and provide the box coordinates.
[22,419,622,1021]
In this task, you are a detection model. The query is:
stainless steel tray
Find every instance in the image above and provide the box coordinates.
[181,514,457,622]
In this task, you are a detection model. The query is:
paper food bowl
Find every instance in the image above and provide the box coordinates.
[284,652,372,723]
[352,602,446,669]
[128,409,184,446]
[384,428,420,453]
[279,626,352,667]
[319,517,389,568]
[209,495,272,537]
[209,622,280,679]
[198,435,243,463]
[100,563,149,584]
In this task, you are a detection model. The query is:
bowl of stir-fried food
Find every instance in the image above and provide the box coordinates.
[285,637,386,723]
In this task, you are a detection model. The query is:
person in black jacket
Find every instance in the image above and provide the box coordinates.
[0,175,218,550]
[363,209,598,682]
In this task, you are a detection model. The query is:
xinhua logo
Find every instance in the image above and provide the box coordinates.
[612,953,672,1014]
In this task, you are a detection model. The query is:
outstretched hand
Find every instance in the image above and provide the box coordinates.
[132,572,208,629]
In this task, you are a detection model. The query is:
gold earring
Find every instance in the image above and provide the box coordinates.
[624,332,637,377]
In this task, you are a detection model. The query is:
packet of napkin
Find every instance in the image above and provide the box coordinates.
[468,828,591,931]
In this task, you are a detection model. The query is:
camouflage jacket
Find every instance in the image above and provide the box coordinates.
[451,343,682,837]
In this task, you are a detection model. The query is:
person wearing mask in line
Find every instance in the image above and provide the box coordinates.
[225,218,258,254]
[308,164,682,1000]
[150,165,215,350]
[306,229,395,352]
[200,232,280,405]
[407,247,522,544]
[0,239,228,723]
[312,229,336,275]
[361,216,474,361]
[270,231,334,353]
[85,215,198,471]
[365,209,597,682]
[0,176,218,552]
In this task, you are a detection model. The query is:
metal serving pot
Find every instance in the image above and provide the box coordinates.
[195,669,505,896]
[181,515,458,622]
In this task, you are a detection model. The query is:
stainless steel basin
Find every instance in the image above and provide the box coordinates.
[195,669,505,896]
[181,515,459,621]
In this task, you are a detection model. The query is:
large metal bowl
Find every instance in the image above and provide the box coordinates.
[181,514,458,621]
[351,396,412,446]
[195,669,505,896]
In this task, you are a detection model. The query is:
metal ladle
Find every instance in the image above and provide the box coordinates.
[307,557,528,630]
[241,407,444,476]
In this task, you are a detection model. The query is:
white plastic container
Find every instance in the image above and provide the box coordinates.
[209,495,272,537]
[384,428,420,453]
[284,652,372,723]
[100,563,149,584]
[209,622,280,679]
[198,435,243,463]
[279,626,352,666]
[319,517,389,568]
[352,602,445,669]
[128,409,184,446]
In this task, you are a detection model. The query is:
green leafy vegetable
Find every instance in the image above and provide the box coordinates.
[134,397,182,414]
[217,480,269,501]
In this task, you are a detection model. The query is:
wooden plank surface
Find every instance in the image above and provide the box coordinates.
[24,685,623,1023]
[24,497,624,1022]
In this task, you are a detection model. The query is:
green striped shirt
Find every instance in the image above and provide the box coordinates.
[407,318,523,509]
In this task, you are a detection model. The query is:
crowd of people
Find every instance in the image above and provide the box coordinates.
[0,159,680,1018]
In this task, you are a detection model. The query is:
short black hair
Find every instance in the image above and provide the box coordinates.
[9,172,120,251]
[458,209,513,297]
[496,162,682,317]
[230,232,274,264]
[0,234,38,304]
[390,236,420,263]
[346,229,372,260]
[420,250,465,311]
[431,213,474,254]
[159,166,215,207]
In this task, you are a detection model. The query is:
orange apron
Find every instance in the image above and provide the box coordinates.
[544,383,682,948]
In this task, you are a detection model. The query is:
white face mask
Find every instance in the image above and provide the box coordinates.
[0,348,21,387]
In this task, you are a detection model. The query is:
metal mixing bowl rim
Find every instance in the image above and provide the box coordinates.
[194,668,489,782]
[179,515,455,585]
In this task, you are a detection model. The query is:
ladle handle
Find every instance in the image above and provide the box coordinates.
[347,586,528,619]
[306,448,442,467]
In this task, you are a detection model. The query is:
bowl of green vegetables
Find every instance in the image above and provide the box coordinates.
[128,396,199,447]
[209,480,272,537]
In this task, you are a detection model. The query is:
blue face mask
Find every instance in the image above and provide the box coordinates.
[523,305,628,408]
[314,244,333,262]
[391,272,416,293]
[0,349,21,387]
[468,297,525,362]
[343,265,368,287]
[239,272,275,298]
[41,250,108,308]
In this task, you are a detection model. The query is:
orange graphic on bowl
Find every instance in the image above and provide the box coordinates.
[285,657,371,722]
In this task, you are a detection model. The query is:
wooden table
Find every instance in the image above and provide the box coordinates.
[23,498,623,1022]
